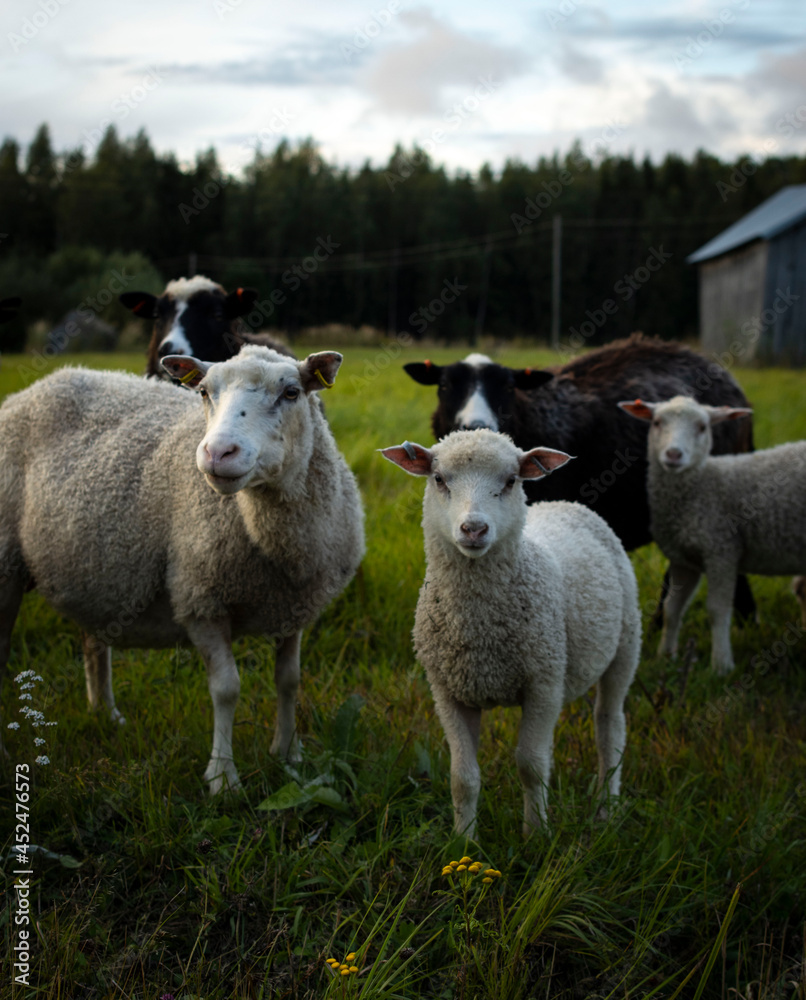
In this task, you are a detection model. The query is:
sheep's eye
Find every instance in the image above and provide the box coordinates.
[283,386,300,401]
[506,475,517,488]
[696,422,706,433]
[652,419,661,428]
[433,473,448,490]
[198,385,208,399]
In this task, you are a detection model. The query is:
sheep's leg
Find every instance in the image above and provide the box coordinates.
[659,563,701,658]
[733,574,756,625]
[0,570,25,758]
[594,627,639,817]
[431,685,482,839]
[82,633,125,726]
[270,631,302,762]
[186,620,241,794]
[517,688,563,836]
[649,568,672,633]
[705,565,738,675]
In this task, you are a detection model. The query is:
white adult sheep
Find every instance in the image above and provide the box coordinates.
[0,346,365,791]
[619,395,806,674]
[381,429,641,839]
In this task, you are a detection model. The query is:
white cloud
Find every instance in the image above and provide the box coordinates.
[360,9,532,116]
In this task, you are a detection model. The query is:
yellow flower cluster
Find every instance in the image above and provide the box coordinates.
[325,952,359,976]
[441,856,503,884]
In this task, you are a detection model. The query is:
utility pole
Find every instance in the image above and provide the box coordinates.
[473,237,492,345]
[388,246,399,337]
[551,214,561,350]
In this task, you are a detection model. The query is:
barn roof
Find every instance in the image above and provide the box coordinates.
[687,184,806,264]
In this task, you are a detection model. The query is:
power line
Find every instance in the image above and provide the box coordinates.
[160,218,730,276]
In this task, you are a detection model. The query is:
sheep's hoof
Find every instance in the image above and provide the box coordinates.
[110,708,126,726]
[712,659,735,676]
[271,735,302,763]
[205,762,242,796]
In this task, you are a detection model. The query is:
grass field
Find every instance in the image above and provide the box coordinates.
[1,345,805,1000]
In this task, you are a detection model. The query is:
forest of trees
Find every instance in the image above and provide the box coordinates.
[1,122,805,351]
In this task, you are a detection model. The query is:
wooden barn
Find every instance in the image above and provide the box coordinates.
[687,185,806,365]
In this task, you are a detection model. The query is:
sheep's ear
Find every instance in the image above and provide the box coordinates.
[519,447,573,479]
[119,291,158,318]
[704,405,753,424]
[403,361,442,385]
[618,399,656,421]
[512,368,554,390]
[160,355,211,388]
[300,352,343,392]
[224,287,258,319]
[380,441,434,476]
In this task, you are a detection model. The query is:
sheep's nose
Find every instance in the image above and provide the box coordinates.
[460,420,490,431]
[460,520,489,542]
[205,442,241,466]
[159,340,179,357]
[665,447,682,462]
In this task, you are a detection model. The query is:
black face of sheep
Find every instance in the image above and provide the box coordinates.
[120,276,258,377]
[403,354,554,438]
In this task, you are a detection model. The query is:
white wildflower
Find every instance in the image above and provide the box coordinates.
[34,737,46,746]
[35,755,50,766]
[19,693,32,701]
[7,722,20,730]
[14,670,42,683]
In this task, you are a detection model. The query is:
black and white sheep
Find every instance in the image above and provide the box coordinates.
[382,430,641,838]
[403,334,757,621]
[120,275,294,377]
[620,395,806,674]
[0,346,365,790]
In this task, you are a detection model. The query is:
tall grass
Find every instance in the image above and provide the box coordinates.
[1,346,804,999]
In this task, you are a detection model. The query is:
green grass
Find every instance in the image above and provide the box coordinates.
[1,346,805,1000]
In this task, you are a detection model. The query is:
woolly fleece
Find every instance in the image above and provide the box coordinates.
[408,430,641,835]
[0,357,363,642]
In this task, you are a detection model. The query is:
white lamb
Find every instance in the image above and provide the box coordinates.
[382,429,641,839]
[619,395,806,674]
[0,346,365,791]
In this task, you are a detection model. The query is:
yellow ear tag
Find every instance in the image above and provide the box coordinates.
[314,368,334,389]
[179,368,200,385]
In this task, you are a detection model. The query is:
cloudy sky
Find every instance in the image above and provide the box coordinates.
[2,0,805,175]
